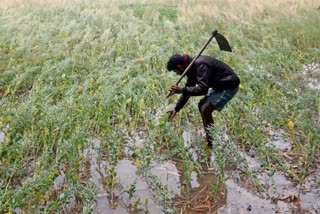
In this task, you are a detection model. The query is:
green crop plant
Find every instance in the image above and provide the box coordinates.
[0,0,319,212]
[147,174,176,213]
[119,4,177,21]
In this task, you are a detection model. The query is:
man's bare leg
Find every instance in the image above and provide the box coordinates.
[198,100,215,148]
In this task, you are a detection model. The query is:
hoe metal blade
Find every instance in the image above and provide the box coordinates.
[215,31,232,52]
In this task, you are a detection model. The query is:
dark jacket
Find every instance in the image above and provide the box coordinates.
[175,55,240,112]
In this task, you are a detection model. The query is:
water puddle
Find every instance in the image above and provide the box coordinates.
[86,139,160,213]
[261,124,292,151]
[114,159,161,213]
[53,171,66,190]
[303,63,320,90]
[84,139,117,213]
[236,151,320,213]
[175,163,225,213]
[0,131,5,143]
[86,123,320,214]
[150,157,225,213]
[86,133,226,213]
[299,170,320,212]
[266,129,292,151]
[218,179,291,214]
[150,160,181,195]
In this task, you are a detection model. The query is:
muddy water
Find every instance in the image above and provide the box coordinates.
[223,152,292,214]
[0,131,5,143]
[115,159,160,212]
[265,128,292,151]
[218,179,291,214]
[150,160,181,195]
[183,127,320,213]
[87,139,161,213]
[303,63,320,90]
[86,139,128,213]
[87,122,320,213]
[87,133,226,213]
[235,151,320,213]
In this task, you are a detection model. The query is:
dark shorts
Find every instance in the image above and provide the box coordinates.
[203,87,239,111]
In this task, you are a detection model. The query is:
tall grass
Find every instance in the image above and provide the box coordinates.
[0,0,319,212]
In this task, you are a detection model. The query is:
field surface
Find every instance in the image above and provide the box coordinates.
[0,0,319,213]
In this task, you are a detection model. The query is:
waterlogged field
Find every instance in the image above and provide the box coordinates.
[0,0,319,213]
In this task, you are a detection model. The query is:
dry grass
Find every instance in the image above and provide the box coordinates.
[2,0,318,10]
[178,0,319,21]
[0,0,64,9]
[2,0,318,18]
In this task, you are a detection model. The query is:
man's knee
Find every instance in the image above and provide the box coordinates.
[200,102,215,117]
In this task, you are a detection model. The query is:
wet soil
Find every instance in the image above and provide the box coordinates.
[303,63,320,90]
[219,128,320,214]
[84,134,226,213]
[173,160,226,214]
[2,63,319,214]
[83,121,320,214]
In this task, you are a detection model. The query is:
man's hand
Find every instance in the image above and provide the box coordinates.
[170,85,182,94]
[167,109,177,121]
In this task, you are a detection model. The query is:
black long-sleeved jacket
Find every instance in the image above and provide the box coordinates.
[175,55,240,112]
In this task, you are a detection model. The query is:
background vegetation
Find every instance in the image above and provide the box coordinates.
[0,0,319,213]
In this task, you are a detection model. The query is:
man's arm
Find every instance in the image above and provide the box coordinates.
[183,64,210,96]
[174,94,190,112]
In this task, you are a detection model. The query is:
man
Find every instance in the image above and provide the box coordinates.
[166,54,240,149]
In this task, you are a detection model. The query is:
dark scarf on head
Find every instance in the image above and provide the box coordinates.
[182,54,190,68]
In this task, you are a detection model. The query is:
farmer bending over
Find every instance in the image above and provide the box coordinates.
[166,54,240,149]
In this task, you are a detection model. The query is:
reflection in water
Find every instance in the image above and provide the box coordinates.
[115,159,160,213]
[218,179,291,214]
[88,137,224,213]
[88,139,161,213]
[150,160,181,195]
[87,123,320,214]
[237,151,320,213]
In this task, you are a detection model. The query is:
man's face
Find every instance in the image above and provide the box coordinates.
[174,65,184,75]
